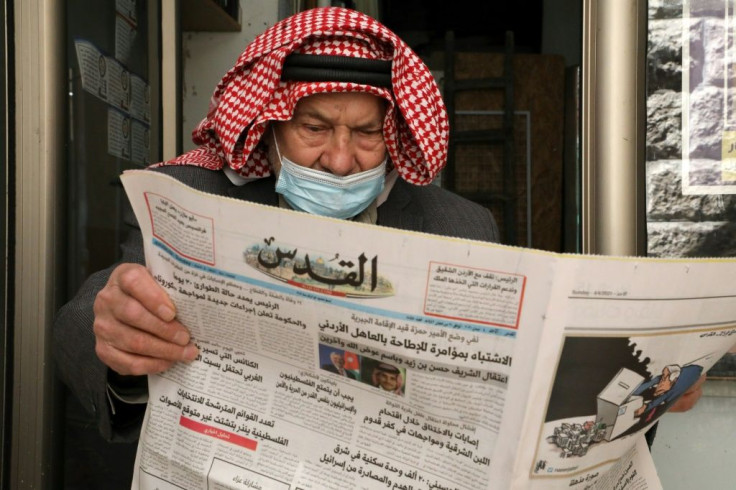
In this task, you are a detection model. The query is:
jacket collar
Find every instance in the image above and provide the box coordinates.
[378,179,423,232]
[227,176,280,207]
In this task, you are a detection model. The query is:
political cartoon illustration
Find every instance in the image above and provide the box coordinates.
[532,336,709,473]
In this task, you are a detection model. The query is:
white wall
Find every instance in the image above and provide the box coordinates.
[181,0,279,152]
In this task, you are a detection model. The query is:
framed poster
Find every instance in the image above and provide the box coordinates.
[682,0,736,194]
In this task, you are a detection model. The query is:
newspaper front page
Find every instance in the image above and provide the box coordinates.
[121,170,736,490]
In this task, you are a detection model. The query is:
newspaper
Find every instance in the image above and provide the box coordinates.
[121,170,736,490]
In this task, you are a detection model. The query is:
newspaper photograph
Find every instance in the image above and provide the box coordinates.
[120,170,736,490]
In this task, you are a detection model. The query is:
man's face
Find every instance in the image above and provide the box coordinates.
[654,368,674,396]
[269,92,387,177]
[376,370,399,391]
[330,352,344,369]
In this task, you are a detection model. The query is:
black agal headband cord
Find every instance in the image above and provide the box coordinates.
[281,54,392,88]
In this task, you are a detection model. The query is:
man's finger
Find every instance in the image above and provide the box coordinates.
[95,321,198,372]
[114,264,177,322]
[103,320,198,362]
[669,375,707,413]
[100,264,190,346]
[669,387,703,412]
[96,340,177,376]
[107,291,191,346]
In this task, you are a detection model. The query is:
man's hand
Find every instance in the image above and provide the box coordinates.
[93,263,199,376]
[668,374,707,413]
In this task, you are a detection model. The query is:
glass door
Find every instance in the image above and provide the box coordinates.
[646,2,736,367]
[645,0,736,486]
[647,0,736,257]
[61,1,161,488]
[646,5,736,362]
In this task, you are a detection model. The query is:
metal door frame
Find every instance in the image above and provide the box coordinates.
[1,0,11,485]
[11,0,66,487]
[581,0,648,257]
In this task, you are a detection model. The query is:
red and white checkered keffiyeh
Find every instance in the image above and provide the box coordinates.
[156,7,448,185]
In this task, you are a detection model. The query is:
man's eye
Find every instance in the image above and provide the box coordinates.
[305,125,324,133]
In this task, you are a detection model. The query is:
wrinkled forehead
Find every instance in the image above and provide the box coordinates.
[290,91,389,120]
[281,82,394,125]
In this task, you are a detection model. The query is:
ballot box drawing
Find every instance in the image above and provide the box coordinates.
[595,368,645,441]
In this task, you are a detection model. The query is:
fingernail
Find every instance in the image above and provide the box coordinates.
[173,330,190,346]
[158,305,175,322]
[182,343,199,361]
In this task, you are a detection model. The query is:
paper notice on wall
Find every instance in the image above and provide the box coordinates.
[108,108,131,160]
[115,13,137,65]
[116,0,137,23]
[106,58,132,113]
[131,120,151,165]
[129,74,151,123]
[75,38,136,117]
[74,39,109,102]
[74,0,145,129]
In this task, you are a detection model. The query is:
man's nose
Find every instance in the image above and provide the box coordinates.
[321,130,356,176]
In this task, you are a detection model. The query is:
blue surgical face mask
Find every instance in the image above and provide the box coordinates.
[273,132,387,219]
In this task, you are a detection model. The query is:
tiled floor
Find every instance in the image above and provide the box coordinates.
[651,379,736,489]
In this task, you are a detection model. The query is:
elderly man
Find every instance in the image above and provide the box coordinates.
[54,7,499,442]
